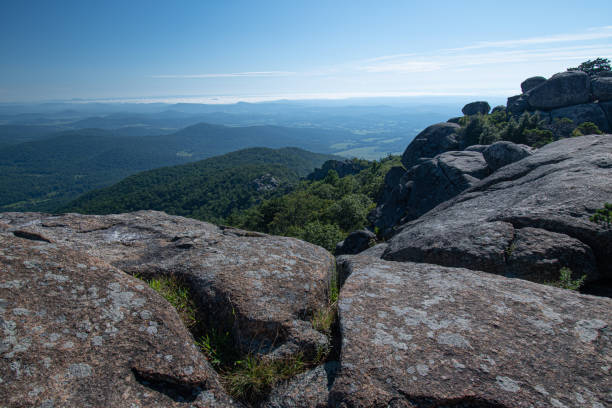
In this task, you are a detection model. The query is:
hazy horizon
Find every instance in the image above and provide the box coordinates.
[2,1,611,103]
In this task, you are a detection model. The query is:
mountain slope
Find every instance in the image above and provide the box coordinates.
[61,147,337,223]
[0,123,344,212]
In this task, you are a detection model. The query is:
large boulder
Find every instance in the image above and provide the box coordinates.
[401,150,490,222]
[520,76,547,93]
[401,123,461,169]
[0,232,240,407]
[0,211,335,361]
[550,103,610,133]
[263,361,339,408]
[506,94,530,116]
[527,71,591,110]
[384,135,612,282]
[336,229,376,255]
[331,255,612,408]
[461,101,490,116]
[592,77,612,102]
[482,141,534,171]
[600,101,612,129]
[371,150,489,237]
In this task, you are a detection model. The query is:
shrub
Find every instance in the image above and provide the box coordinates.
[568,58,611,77]
[299,221,345,252]
[590,203,612,228]
[571,122,603,137]
[546,267,586,291]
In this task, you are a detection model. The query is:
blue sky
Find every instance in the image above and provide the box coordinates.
[1,0,611,103]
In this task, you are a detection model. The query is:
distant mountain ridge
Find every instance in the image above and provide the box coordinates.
[0,123,344,212]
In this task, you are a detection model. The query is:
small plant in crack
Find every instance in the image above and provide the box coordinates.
[545,267,587,291]
[224,354,305,404]
[590,202,612,228]
[141,274,198,329]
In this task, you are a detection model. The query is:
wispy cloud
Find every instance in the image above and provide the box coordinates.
[448,25,612,51]
[151,71,295,79]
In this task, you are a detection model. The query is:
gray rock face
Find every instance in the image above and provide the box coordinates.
[384,135,612,282]
[264,361,339,408]
[331,255,612,408]
[520,76,547,93]
[401,123,461,169]
[592,77,612,102]
[461,101,491,116]
[550,103,610,133]
[0,232,240,407]
[371,150,490,237]
[527,71,591,110]
[491,105,506,113]
[506,94,531,116]
[0,211,334,361]
[336,229,375,255]
[482,141,534,171]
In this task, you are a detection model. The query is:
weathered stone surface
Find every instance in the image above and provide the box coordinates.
[446,116,461,124]
[384,135,612,282]
[507,94,531,116]
[482,141,534,172]
[527,71,590,110]
[550,103,610,133]
[371,150,490,237]
[461,101,490,116]
[463,144,488,153]
[0,233,239,407]
[264,361,339,408]
[336,229,375,255]
[491,105,506,114]
[331,255,612,408]
[401,123,461,169]
[600,101,612,130]
[401,150,489,222]
[520,76,547,93]
[592,77,612,102]
[0,211,334,361]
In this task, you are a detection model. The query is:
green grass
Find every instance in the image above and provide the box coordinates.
[224,355,305,404]
[138,273,324,406]
[590,202,612,228]
[545,267,587,291]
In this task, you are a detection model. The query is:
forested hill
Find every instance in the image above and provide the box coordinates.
[0,123,349,212]
[61,147,337,223]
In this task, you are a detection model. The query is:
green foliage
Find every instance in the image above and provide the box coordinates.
[224,355,305,404]
[568,58,611,76]
[62,147,336,223]
[590,203,612,228]
[571,122,603,137]
[546,267,587,291]
[299,221,345,252]
[228,155,401,251]
[144,275,198,328]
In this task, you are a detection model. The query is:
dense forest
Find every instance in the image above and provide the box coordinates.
[62,147,338,224]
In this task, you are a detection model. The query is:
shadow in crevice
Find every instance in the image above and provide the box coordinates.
[132,367,202,403]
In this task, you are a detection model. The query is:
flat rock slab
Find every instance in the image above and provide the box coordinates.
[0,211,334,360]
[331,255,612,408]
[0,232,239,407]
[384,135,612,282]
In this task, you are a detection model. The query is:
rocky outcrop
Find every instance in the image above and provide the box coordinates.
[401,123,461,169]
[336,229,375,255]
[0,211,335,362]
[550,103,610,133]
[527,71,591,110]
[307,159,369,181]
[264,361,339,408]
[0,232,240,407]
[592,76,612,102]
[506,94,531,117]
[331,255,612,408]
[383,135,612,282]
[482,141,534,171]
[461,101,490,116]
[520,76,547,93]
